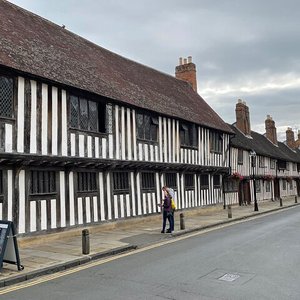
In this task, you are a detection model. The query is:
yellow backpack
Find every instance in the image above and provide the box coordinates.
[171,198,176,210]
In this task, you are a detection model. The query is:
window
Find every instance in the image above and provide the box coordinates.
[293,163,296,171]
[286,162,290,171]
[180,123,198,147]
[136,113,158,142]
[270,159,276,169]
[258,157,265,168]
[165,173,177,189]
[213,175,220,188]
[185,174,194,189]
[200,174,209,189]
[223,180,238,192]
[141,172,155,191]
[255,180,261,193]
[238,149,243,165]
[30,171,56,195]
[266,181,270,192]
[77,172,97,192]
[210,131,223,153]
[70,95,106,132]
[289,180,293,190]
[282,180,286,190]
[277,160,286,170]
[0,75,13,118]
[298,163,300,172]
[113,172,129,193]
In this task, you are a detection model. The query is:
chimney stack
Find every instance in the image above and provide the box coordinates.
[175,56,197,92]
[265,115,278,145]
[296,130,300,149]
[235,99,251,135]
[286,127,296,149]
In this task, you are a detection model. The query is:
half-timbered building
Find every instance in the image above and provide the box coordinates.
[0,1,233,235]
[225,100,300,206]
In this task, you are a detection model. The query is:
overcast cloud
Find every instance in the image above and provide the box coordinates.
[10,0,300,141]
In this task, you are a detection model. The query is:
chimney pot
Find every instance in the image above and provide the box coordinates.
[238,99,243,103]
[175,56,197,92]
[242,101,246,105]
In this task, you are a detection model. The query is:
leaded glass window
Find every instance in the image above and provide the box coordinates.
[0,76,13,118]
[180,123,198,147]
[69,94,104,133]
[136,112,158,142]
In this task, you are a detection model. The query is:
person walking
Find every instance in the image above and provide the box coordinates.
[158,186,174,233]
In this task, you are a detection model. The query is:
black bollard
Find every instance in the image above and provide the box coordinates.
[228,205,232,218]
[82,229,90,255]
[279,197,283,207]
[295,196,298,204]
[180,213,185,230]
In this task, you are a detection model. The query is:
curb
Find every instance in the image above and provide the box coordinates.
[171,203,300,238]
[1,202,298,288]
[1,245,138,288]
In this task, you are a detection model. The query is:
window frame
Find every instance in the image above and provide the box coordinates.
[165,173,177,190]
[136,112,158,142]
[69,94,106,133]
[265,180,270,192]
[141,172,156,192]
[209,131,223,154]
[113,171,130,194]
[213,175,220,189]
[77,172,98,194]
[185,173,195,190]
[223,179,238,192]
[200,174,209,190]
[0,75,14,119]
[237,149,243,165]
[255,180,261,193]
[29,170,57,197]
[180,122,198,148]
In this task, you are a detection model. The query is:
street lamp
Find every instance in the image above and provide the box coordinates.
[250,150,259,211]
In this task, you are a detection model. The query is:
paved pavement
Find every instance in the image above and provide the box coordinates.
[0,196,298,287]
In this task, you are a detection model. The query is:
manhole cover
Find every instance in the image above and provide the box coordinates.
[218,273,240,282]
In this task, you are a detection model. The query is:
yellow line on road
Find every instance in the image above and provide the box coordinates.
[0,208,289,295]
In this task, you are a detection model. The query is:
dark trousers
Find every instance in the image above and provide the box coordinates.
[162,210,174,232]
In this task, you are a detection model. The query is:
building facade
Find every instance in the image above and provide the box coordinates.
[225,100,300,206]
[0,1,233,236]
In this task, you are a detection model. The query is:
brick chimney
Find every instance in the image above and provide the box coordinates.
[296,130,300,149]
[175,56,197,92]
[286,127,295,149]
[265,115,277,145]
[235,99,251,135]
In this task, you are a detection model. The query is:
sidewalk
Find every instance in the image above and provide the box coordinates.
[0,197,298,287]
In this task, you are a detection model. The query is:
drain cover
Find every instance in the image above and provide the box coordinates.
[218,273,240,282]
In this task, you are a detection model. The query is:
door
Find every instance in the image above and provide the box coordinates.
[274,178,280,200]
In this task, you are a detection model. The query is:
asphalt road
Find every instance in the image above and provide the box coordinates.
[3,206,300,300]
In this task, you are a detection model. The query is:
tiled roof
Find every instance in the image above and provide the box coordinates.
[0,0,232,133]
[229,124,300,162]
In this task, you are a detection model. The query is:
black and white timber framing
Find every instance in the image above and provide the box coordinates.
[0,74,231,235]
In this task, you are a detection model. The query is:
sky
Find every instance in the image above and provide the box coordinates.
[9,0,300,141]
